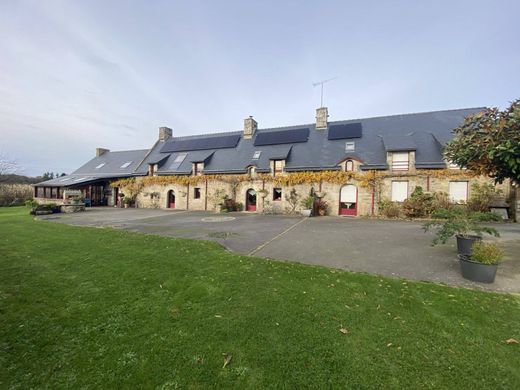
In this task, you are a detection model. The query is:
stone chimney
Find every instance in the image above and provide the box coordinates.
[159,126,173,141]
[96,148,110,157]
[316,107,329,129]
[243,116,258,139]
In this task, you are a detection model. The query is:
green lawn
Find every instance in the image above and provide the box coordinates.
[1,207,519,389]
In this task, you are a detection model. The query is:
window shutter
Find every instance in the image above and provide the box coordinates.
[449,181,468,202]
[340,185,357,203]
[391,181,408,202]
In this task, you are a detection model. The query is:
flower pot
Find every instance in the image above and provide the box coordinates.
[458,254,498,283]
[124,204,129,208]
[456,234,481,256]
[301,209,311,217]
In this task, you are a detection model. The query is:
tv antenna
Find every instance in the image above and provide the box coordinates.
[313,76,338,107]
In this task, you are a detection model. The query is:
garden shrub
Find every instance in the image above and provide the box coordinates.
[378,198,401,218]
[471,241,504,265]
[467,182,501,212]
[431,191,452,211]
[402,186,434,218]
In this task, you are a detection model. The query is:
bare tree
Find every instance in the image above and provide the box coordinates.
[0,153,19,182]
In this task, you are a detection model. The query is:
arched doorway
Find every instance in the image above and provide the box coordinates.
[246,189,257,212]
[339,184,357,216]
[167,190,175,209]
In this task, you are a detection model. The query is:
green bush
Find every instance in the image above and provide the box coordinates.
[431,191,452,211]
[378,198,401,218]
[402,186,434,218]
[467,182,501,212]
[471,241,504,265]
[300,196,314,210]
[423,208,499,245]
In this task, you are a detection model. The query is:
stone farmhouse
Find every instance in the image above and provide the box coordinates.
[34,107,513,217]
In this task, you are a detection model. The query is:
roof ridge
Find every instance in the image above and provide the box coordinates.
[102,149,149,154]
[168,107,484,140]
[328,107,486,124]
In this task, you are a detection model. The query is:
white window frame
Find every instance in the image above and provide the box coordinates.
[449,181,468,203]
[392,152,409,171]
[391,181,409,202]
[345,160,354,172]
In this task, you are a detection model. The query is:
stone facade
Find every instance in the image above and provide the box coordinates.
[124,171,512,217]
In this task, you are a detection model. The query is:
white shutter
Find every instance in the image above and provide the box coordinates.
[391,181,408,202]
[449,181,468,202]
[340,185,357,203]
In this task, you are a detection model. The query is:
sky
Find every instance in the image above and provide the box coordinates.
[0,0,519,176]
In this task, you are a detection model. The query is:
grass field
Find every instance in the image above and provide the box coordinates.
[1,207,519,389]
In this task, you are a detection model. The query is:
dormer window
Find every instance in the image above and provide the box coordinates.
[345,160,354,172]
[193,162,204,176]
[252,151,261,160]
[272,160,284,176]
[120,161,132,169]
[391,152,409,171]
[247,166,257,178]
[345,142,355,151]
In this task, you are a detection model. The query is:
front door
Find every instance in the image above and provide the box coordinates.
[168,190,176,209]
[339,184,357,216]
[246,189,257,212]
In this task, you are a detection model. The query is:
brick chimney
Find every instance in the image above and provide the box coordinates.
[316,107,329,129]
[96,148,110,157]
[159,126,173,141]
[243,116,258,139]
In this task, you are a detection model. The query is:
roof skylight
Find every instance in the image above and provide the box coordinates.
[59,177,71,182]
[252,151,261,160]
[95,163,106,169]
[174,153,187,163]
[120,161,132,168]
[345,141,355,151]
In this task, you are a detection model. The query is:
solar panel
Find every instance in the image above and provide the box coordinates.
[254,128,310,146]
[327,123,362,140]
[160,134,240,153]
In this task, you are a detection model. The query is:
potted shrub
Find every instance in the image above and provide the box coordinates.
[300,196,314,217]
[459,241,503,283]
[423,208,500,255]
[316,199,329,216]
[123,196,132,208]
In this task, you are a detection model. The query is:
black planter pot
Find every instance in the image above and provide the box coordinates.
[458,254,498,283]
[455,234,482,255]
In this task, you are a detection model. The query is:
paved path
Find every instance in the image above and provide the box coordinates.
[39,208,520,293]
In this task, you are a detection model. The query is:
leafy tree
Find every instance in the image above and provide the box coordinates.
[444,99,520,184]
[42,172,54,181]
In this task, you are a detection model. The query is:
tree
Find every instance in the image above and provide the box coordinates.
[444,99,520,184]
[0,153,19,183]
[42,172,55,181]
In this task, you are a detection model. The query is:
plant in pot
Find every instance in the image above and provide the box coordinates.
[423,208,500,255]
[316,199,329,216]
[300,196,314,217]
[123,196,133,208]
[459,241,503,283]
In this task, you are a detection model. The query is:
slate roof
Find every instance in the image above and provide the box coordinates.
[35,149,148,186]
[35,107,484,187]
